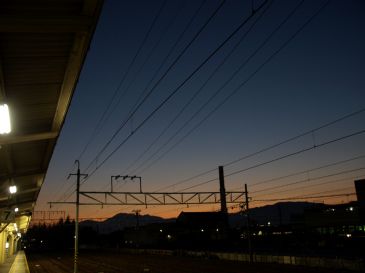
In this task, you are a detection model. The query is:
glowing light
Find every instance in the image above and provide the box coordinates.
[0,104,11,134]
[9,185,17,194]
[346,233,352,238]
[14,207,19,212]
[5,242,9,249]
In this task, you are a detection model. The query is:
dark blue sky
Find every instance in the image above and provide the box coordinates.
[38,0,365,218]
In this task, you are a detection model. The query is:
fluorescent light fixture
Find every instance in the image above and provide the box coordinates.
[0,103,11,134]
[9,185,17,194]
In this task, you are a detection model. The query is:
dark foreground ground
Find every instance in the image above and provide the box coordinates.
[26,250,352,273]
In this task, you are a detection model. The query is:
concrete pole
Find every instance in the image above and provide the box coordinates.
[218,166,227,213]
[245,184,253,263]
[74,162,80,273]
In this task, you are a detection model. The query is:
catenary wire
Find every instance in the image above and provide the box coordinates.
[83,0,269,180]
[135,0,332,176]
[83,0,229,174]
[124,0,275,174]
[179,128,365,191]
[76,0,168,163]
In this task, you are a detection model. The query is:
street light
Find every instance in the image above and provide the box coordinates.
[0,103,11,134]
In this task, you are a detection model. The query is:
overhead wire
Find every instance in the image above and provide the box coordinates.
[134,0,333,176]
[125,0,275,174]
[97,0,187,138]
[156,108,365,192]
[249,154,365,187]
[252,191,356,203]
[84,0,270,182]
[122,0,208,145]
[250,167,365,195]
[179,128,365,191]
[55,0,206,203]
[249,173,365,198]
[76,0,169,163]
[83,0,229,174]
[59,0,232,201]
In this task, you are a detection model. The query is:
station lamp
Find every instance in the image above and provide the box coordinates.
[9,185,17,194]
[0,103,11,134]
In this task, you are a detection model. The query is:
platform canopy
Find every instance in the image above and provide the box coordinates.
[0,0,103,233]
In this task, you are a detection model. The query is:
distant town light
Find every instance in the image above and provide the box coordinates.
[159,229,163,233]
[349,207,354,211]
[346,233,352,238]
[216,228,219,232]
[167,234,172,239]
[0,103,11,134]
[9,185,17,194]
[267,221,271,226]
[201,229,204,232]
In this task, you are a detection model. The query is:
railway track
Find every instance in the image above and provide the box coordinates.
[26,250,349,273]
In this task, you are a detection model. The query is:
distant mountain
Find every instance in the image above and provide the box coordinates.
[80,202,323,234]
[80,213,174,234]
[229,201,323,227]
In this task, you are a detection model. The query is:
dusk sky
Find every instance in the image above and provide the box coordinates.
[36,0,365,220]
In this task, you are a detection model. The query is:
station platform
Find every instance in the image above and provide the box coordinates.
[0,251,30,273]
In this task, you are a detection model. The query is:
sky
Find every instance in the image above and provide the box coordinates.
[35,0,365,220]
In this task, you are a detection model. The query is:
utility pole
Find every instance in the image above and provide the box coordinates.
[218,166,227,213]
[68,160,87,273]
[245,183,252,263]
[132,209,141,229]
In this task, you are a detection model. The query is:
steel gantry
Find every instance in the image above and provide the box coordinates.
[50,190,246,207]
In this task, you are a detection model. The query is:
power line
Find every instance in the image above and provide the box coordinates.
[122,0,208,148]
[126,0,275,174]
[251,167,365,194]
[179,128,365,191]
[77,0,168,163]
[83,0,229,174]
[84,0,270,180]
[249,174,365,199]
[252,191,356,203]
[250,154,365,187]
[157,107,365,192]
[96,0,187,141]
[59,0,232,201]
[56,0,206,203]
[135,0,333,175]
